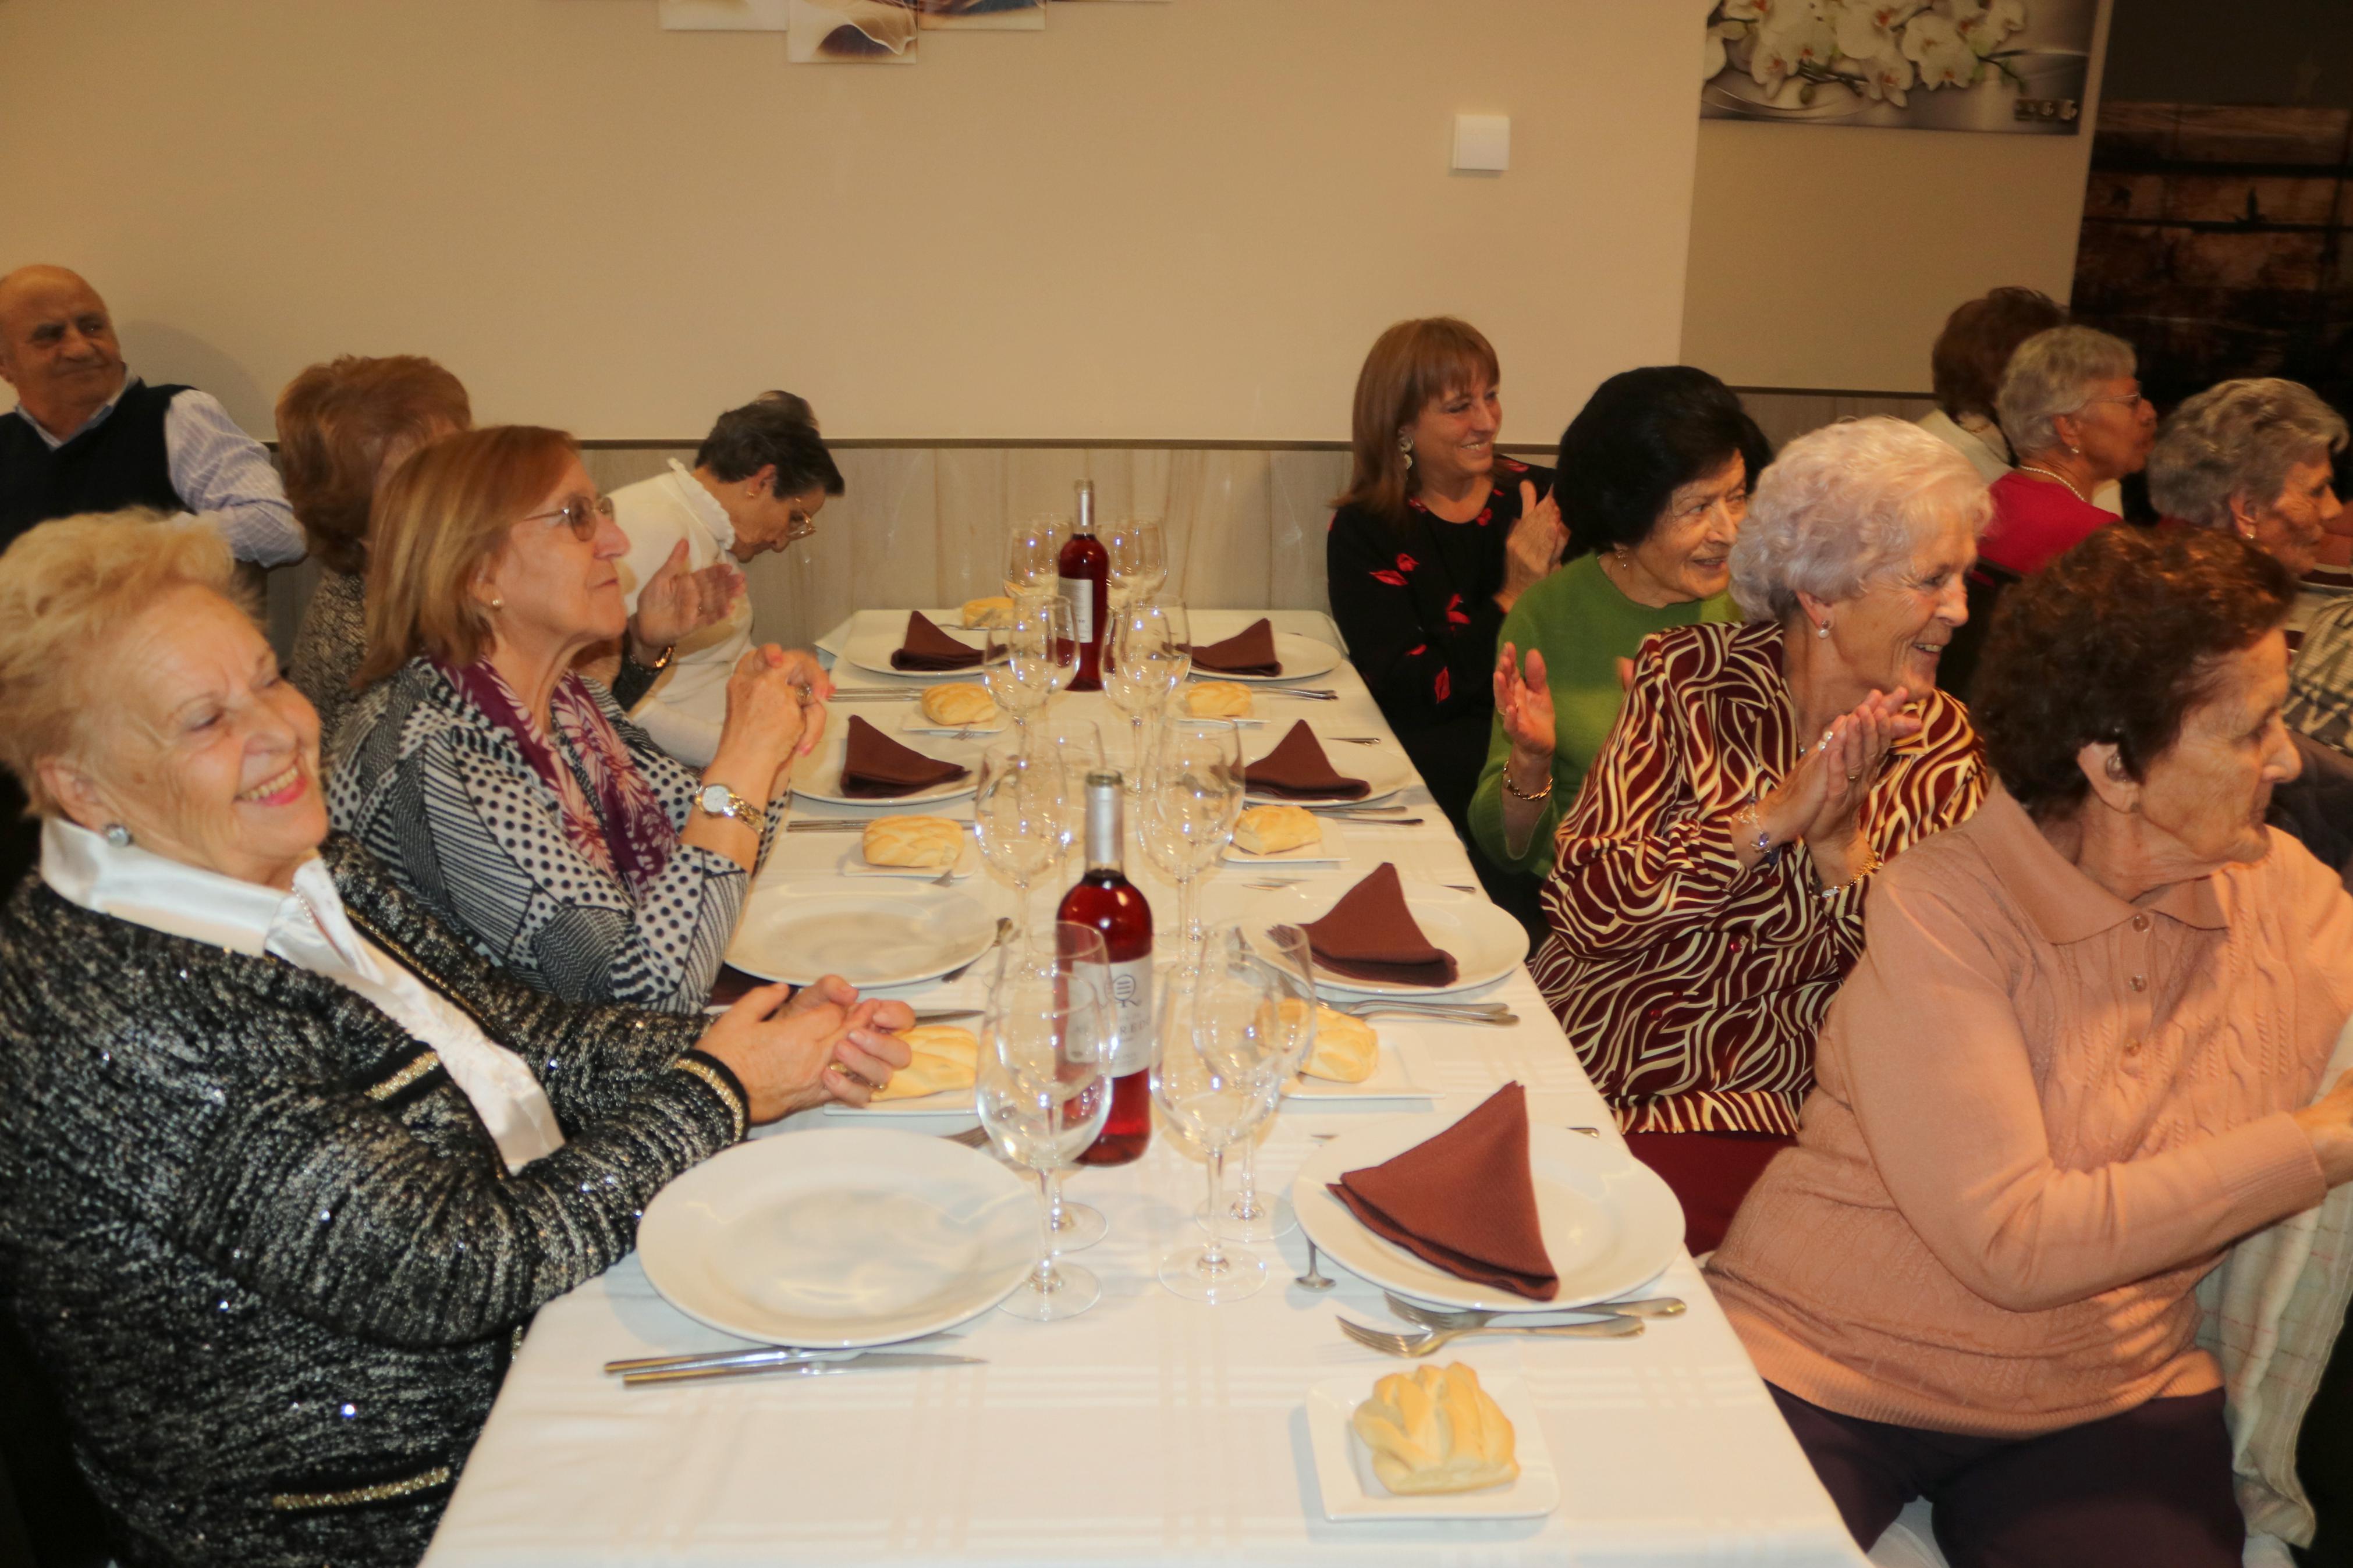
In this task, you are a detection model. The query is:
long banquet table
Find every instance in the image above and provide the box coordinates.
[421,609,1866,1567]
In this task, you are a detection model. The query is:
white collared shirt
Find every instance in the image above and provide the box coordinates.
[40,819,566,1172]
[608,460,755,766]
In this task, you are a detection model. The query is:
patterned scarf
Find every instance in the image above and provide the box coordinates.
[436,659,677,897]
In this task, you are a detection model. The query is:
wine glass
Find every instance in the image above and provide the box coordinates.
[1028,718,1106,873]
[1137,717,1244,972]
[982,593,1071,733]
[1151,938,1290,1303]
[1004,514,1069,599]
[973,740,1066,940]
[1103,600,1190,787]
[978,923,1113,1320]
[1105,516,1168,607]
[1198,924,1315,1244]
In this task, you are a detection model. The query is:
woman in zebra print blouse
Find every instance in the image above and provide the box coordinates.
[1532,418,1992,1252]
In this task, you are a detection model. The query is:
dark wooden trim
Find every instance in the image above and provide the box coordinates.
[1725,384,1936,401]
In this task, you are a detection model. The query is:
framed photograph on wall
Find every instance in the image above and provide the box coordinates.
[917,0,1046,30]
[1701,0,2096,133]
[787,0,918,61]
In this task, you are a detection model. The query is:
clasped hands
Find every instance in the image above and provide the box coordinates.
[629,540,746,664]
[701,975,915,1122]
[1740,687,1921,881]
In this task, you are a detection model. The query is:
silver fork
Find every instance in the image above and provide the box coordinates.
[941,1125,990,1149]
[1335,1000,1513,1021]
[1383,1290,1685,1328]
[1265,687,1339,701]
[1328,736,1385,745]
[1338,1317,1642,1357]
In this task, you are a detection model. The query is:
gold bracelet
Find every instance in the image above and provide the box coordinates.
[1819,836,1883,898]
[1501,765,1553,804]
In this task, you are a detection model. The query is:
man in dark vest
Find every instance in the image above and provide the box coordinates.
[0,264,307,890]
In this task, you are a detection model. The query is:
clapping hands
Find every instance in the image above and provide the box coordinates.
[631,540,744,655]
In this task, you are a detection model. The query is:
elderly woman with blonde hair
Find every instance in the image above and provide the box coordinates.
[0,511,910,1567]
[1531,417,1990,1251]
[332,426,824,1014]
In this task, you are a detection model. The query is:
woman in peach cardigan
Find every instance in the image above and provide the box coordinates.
[1707,525,2353,1566]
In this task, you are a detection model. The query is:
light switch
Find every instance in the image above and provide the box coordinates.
[1452,114,1510,173]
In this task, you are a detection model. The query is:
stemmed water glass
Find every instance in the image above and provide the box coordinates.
[982,593,1073,733]
[1103,601,1190,787]
[1004,514,1069,599]
[1151,931,1290,1303]
[1198,924,1315,1244]
[973,739,1067,941]
[978,923,1113,1320]
[1028,718,1107,874]
[1105,516,1168,607]
[1138,717,1244,972]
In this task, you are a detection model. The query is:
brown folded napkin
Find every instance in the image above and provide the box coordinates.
[1244,721,1368,801]
[1329,1083,1559,1300]
[1301,862,1458,987]
[840,714,970,799]
[890,611,982,672]
[1184,618,1281,676]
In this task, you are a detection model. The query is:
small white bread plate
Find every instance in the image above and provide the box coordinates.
[897,702,1009,739]
[1304,1368,1559,1522]
[789,726,980,808]
[1284,1039,1435,1103]
[1241,733,1413,807]
[1243,881,1527,997]
[727,886,996,989]
[1293,1113,1681,1311]
[841,623,987,680]
[837,836,979,883]
[638,1128,1032,1348]
[1190,631,1342,684]
[1223,815,1349,866]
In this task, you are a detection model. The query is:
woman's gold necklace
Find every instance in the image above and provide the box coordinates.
[2017,463,2089,503]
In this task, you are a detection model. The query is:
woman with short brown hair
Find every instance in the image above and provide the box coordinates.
[1708,525,2353,1565]
[331,426,821,1012]
[1919,286,2067,484]
[1326,317,1563,851]
[275,355,473,744]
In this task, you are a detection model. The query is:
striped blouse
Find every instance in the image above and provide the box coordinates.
[1531,620,1986,1135]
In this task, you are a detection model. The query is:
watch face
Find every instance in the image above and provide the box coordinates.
[699,783,732,817]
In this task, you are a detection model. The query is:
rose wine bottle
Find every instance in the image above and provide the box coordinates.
[1062,769,1152,1165]
[1056,478,1109,692]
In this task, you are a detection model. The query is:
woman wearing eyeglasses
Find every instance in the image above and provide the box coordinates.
[330,426,826,1014]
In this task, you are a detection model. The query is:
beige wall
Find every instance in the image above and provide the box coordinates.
[1680,0,2114,394]
[1,0,1697,447]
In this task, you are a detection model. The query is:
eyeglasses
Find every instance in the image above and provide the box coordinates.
[524,493,616,539]
[2079,389,2150,413]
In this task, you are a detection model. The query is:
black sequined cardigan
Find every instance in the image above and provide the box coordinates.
[0,833,748,1568]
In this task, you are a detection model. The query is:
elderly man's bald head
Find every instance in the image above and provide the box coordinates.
[0,265,125,439]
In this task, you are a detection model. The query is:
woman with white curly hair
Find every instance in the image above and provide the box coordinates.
[1531,417,1990,1251]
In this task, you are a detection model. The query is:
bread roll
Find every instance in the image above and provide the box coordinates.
[1233,803,1321,855]
[961,596,1016,629]
[869,1025,979,1103]
[1351,1363,1518,1496]
[920,682,998,727]
[1300,1006,1378,1083]
[861,815,964,869]
[1185,680,1253,718]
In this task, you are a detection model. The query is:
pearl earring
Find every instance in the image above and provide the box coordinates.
[104,823,132,848]
[1817,620,1831,639]
[489,596,505,611]
[1398,432,1414,470]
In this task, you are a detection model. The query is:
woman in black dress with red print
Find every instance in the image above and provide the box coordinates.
[1328,318,1561,872]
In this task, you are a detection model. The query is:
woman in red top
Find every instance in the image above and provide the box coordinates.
[1940,326,2156,698]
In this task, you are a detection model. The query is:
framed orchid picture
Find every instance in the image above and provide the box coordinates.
[1701,0,2098,133]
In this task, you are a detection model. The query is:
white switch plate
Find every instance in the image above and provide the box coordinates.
[659,0,792,30]
[1452,113,1510,172]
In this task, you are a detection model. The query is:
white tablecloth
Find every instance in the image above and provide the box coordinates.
[421,610,1864,1567]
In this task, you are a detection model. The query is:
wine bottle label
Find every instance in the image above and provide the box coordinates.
[1057,575,1095,643]
[1105,955,1154,1076]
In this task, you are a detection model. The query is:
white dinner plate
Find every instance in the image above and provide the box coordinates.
[1243,881,1527,997]
[1284,1038,1435,1103]
[637,1128,1034,1348]
[1241,732,1414,806]
[837,836,979,883]
[840,621,987,680]
[1293,1114,1683,1311]
[726,886,997,989]
[1223,815,1349,866]
[790,725,980,807]
[1304,1368,1559,1522]
[1188,631,1343,684]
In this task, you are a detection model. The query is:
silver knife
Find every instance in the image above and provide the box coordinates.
[622,1352,981,1386]
[912,1008,981,1025]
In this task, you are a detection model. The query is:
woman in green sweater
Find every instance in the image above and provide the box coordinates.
[1471,368,1771,894]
